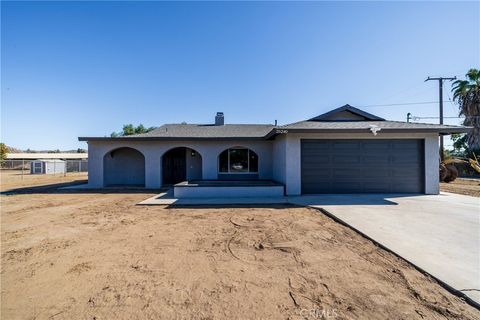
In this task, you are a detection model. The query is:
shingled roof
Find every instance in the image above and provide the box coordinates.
[78,105,470,141]
[134,124,274,139]
[279,120,470,135]
[79,124,275,141]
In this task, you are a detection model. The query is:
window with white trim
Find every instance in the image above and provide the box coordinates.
[218,148,258,173]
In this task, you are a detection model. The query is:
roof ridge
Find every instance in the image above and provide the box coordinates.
[309,105,385,121]
[161,123,274,126]
[279,120,306,127]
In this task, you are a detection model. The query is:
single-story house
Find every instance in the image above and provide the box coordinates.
[79,105,469,196]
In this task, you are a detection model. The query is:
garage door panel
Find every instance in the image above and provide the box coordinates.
[332,142,362,151]
[391,168,420,177]
[301,139,424,194]
[332,156,362,164]
[301,183,331,193]
[332,168,362,178]
[392,153,422,161]
[362,155,390,164]
[362,171,390,178]
[363,142,390,149]
[302,175,331,182]
[302,156,330,164]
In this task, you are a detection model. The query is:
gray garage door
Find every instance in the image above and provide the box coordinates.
[301,139,424,194]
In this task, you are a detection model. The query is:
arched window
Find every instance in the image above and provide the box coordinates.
[218,148,258,173]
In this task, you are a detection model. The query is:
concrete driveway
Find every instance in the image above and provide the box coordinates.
[290,192,480,304]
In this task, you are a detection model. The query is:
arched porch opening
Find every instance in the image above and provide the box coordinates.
[103,147,145,186]
[162,147,202,185]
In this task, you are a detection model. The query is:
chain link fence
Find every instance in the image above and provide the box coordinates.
[1,159,88,173]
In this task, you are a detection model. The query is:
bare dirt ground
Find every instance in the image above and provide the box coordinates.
[1,171,479,319]
[441,178,480,198]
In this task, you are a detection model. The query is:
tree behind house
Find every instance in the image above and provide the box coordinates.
[0,143,8,161]
[452,68,480,154]
[111,124,156,137]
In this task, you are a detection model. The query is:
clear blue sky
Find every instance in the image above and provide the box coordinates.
[1,1,479,150]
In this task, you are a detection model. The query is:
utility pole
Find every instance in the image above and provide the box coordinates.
[425,76,456,160]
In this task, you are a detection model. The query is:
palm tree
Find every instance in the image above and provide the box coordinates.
[452,68,480,153]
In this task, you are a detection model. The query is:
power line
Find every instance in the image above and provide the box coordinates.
[358,101,451,108]
[413,116,463,119]
[425,76,457,161]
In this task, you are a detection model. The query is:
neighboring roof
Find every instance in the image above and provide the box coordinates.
[6,153,88,160]
[34,159,66,162]
[79,124,275,141]
[309,104,385,121]
[280,120,471,135]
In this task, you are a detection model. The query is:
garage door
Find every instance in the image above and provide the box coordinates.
[301,139,424,194]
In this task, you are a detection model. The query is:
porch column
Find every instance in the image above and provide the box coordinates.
[87,142,104,188]
[202,151,218,180]
[424,135,440,194]
[285,136,301,195]
[144,153,161,189]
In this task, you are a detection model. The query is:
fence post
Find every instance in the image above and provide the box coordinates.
[22,159,24,180]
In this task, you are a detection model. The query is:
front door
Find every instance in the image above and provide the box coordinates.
[162,148,187,185]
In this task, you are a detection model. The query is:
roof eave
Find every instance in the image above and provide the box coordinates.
[278,128,471,134]
[79,126,471,142]
[78,136,269,142]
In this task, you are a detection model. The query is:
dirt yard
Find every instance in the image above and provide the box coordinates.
[1,171,479,319]
[441,178,480,198]
[0,170,88,193]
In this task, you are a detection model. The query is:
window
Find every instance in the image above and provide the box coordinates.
[218,148,258,173]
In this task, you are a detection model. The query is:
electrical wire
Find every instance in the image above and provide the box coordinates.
[357,101,451,108]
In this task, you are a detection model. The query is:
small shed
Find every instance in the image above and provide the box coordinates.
[30,159,66,174]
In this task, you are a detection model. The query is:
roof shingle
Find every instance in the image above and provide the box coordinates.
[280,120,470,134]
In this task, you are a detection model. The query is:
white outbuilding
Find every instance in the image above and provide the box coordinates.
[30,159,66,174]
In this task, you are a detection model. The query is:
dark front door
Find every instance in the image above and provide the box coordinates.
[162,148,186,185]
[301,139,424,194]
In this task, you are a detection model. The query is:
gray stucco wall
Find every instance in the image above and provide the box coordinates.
[103,147,145,186]
[272,135,287,184]
[87,140,273,188]
[185,148,202,180]
[87,132,440,194]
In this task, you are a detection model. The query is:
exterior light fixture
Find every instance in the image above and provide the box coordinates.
[369,125,381,136]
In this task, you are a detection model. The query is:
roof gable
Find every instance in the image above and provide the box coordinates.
[309,104,385,122]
